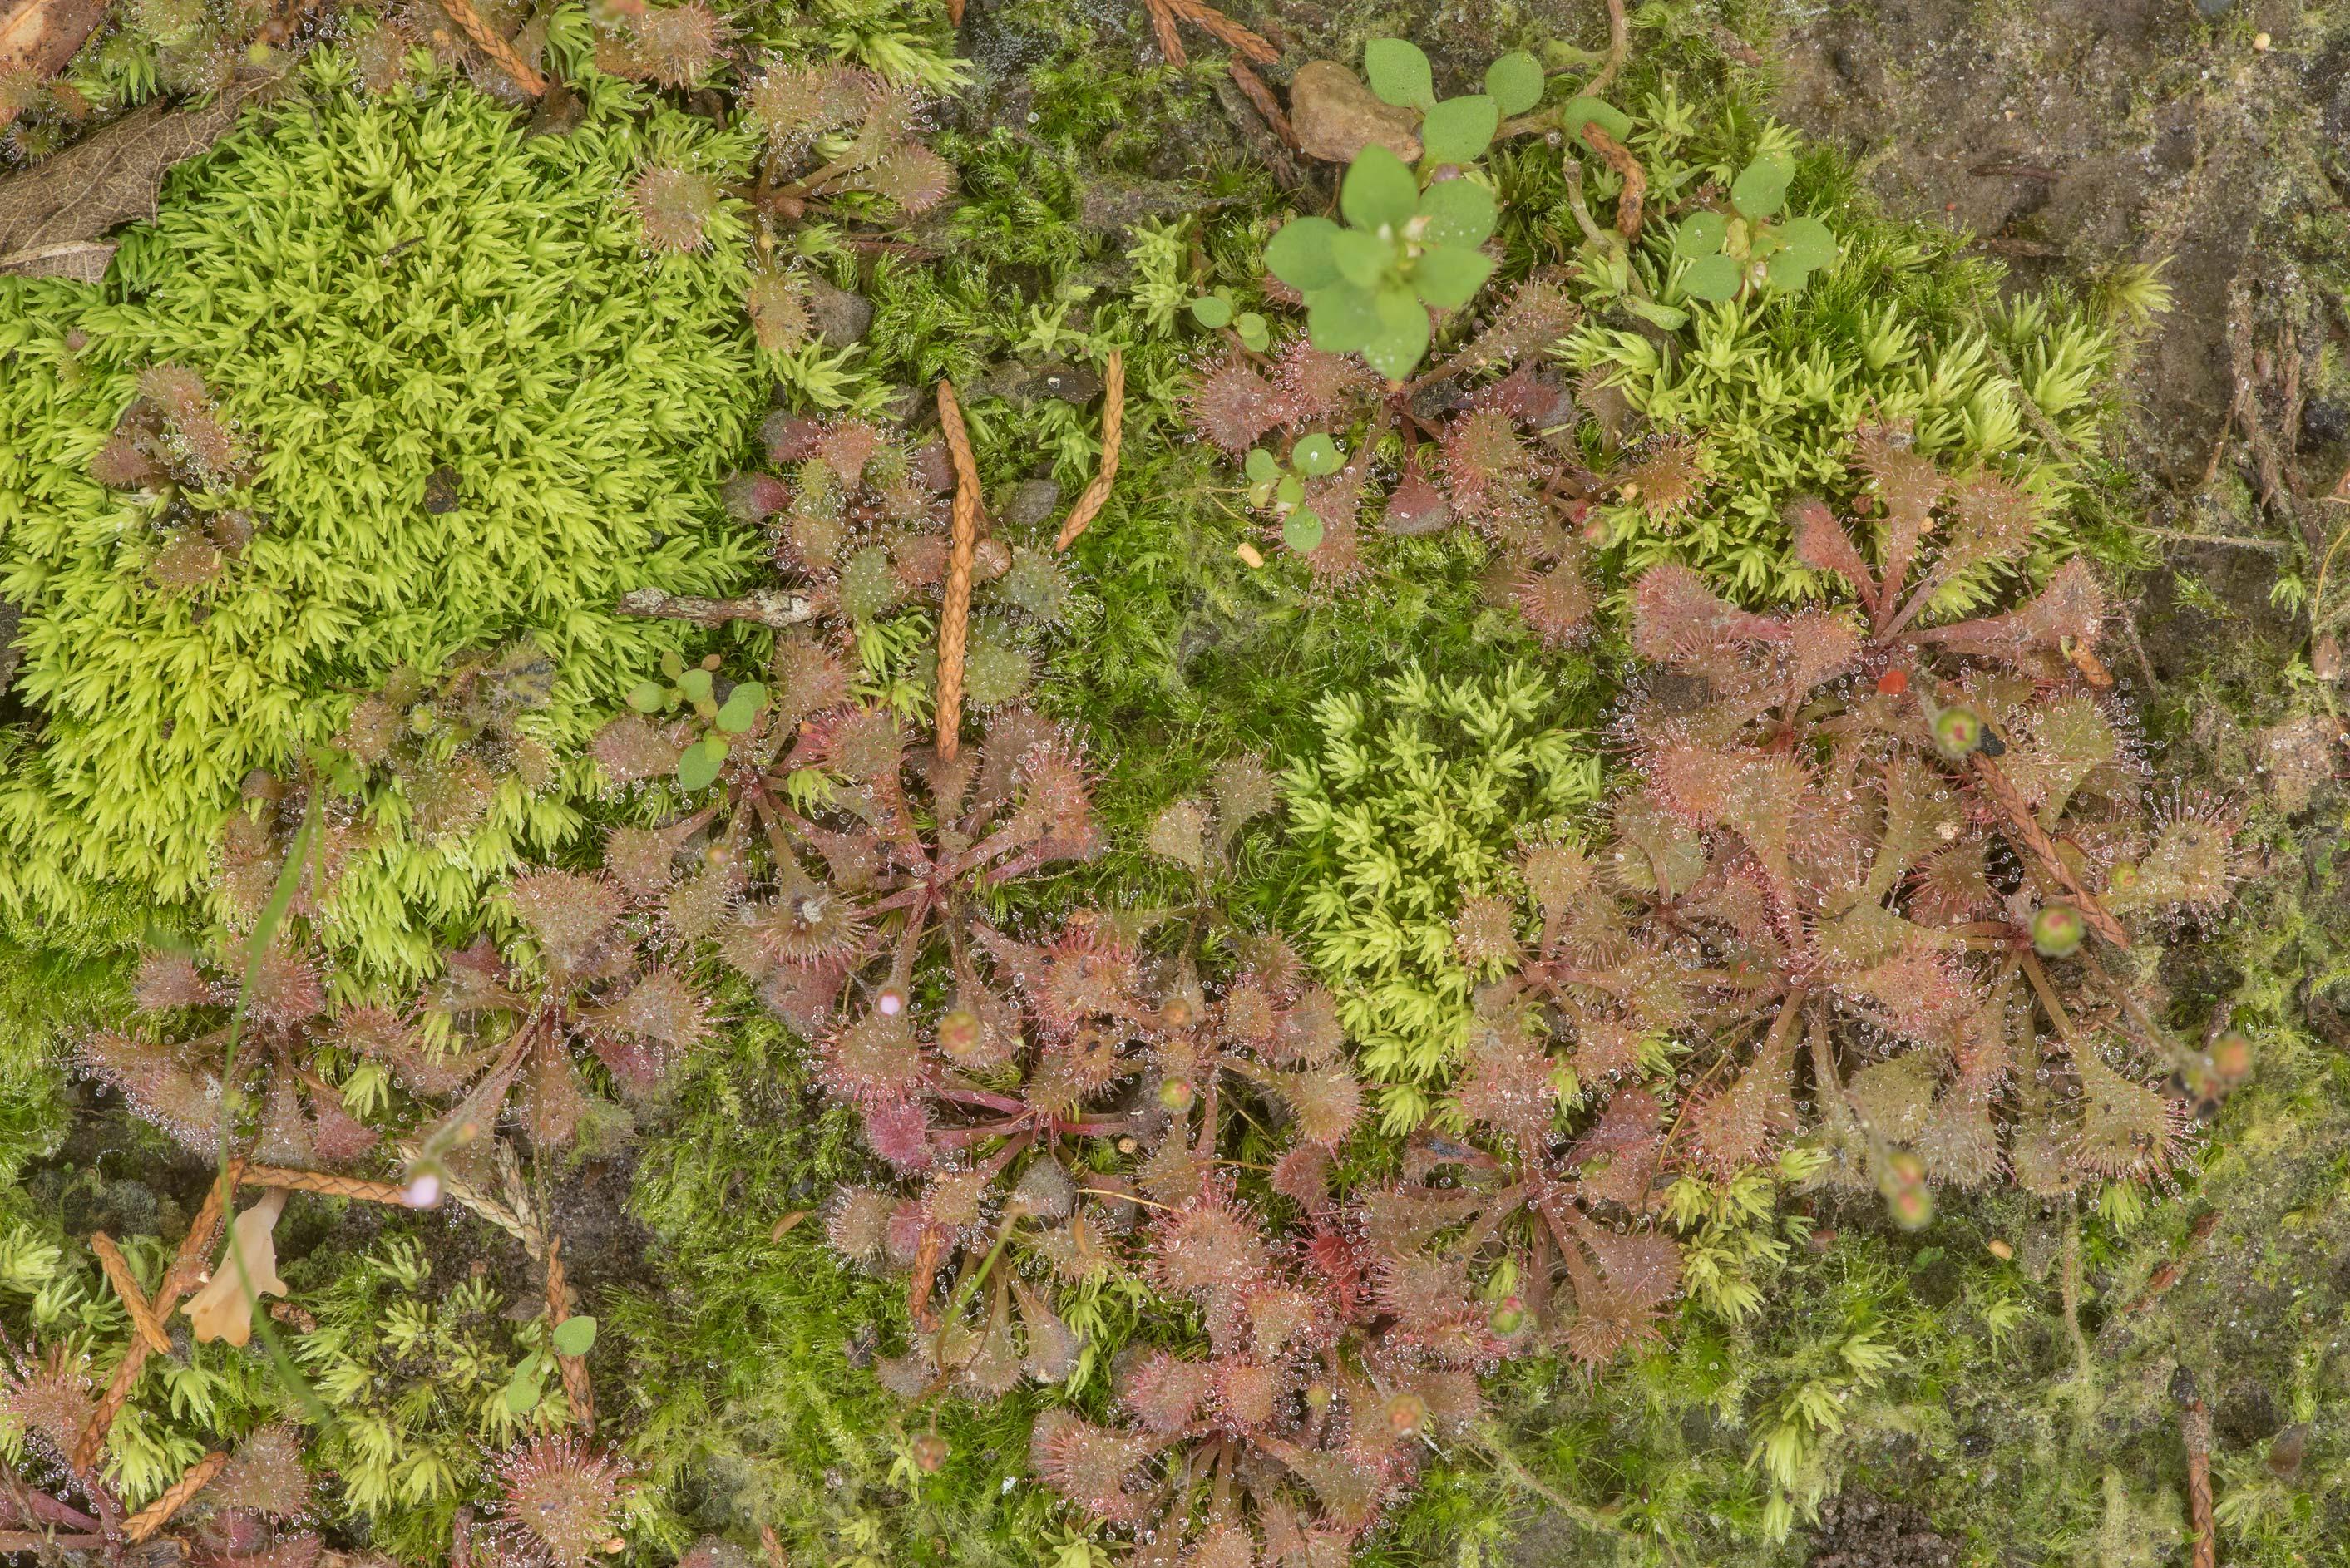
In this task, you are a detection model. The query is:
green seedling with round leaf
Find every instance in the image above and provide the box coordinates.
[1191,288,1271,352]
[625,651,768,791]
[1242,432,1347,555]
[502,1314,596,1415]
[1259,38,1543,382]
[1670,151,1840,302]
[1265,151,1498,380]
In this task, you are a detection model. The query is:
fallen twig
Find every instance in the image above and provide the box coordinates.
[934,378,983,762]
[1055,350,1126,552]
[615,586,817,629]
[437,0,546,96]
[121,1450,227,1543]
[90,1235,172,1356]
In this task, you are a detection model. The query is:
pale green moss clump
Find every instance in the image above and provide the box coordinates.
[0,45,768,977]
[1282,663,1602,1130]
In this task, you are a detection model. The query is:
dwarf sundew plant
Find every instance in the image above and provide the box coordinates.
[725,408,1074,711]
[1187,285,1592,606]
[0,46,769,974]
[1612,438,2239,1218]
[1283,666,1603,1130]
[827,920,1357,1407]
[79,944,380,1164]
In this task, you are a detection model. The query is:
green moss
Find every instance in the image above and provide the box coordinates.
[1280,663,1604,1128]
[0,41,769,979]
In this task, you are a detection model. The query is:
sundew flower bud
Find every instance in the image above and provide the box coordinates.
[2032,904,2086,958]
[1933,705,1983,759]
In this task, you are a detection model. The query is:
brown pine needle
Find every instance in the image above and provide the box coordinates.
[122,1450,228,1543]
[1142,0,1187,67]
[1227,61,1297,148]
[1055,350,1126,552]
[934,378,984,761]
[90,1234,172,1356]
[437,0,546,96]
[1163,0,1279,65]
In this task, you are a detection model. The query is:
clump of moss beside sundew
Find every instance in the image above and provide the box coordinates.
[1,0,2331,1563]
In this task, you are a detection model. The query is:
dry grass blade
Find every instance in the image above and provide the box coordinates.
[1055,350,1126,552]
[934,377,984,761]
[2182,1392,2214,1568]
[121,1450,227,1542]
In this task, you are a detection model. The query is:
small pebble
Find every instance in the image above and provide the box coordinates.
[2253,31,2272,50]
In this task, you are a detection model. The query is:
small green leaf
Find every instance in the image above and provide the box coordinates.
[1484,51,1544,116]
[714,682,767,734]
[1362,289,1430,379]
[1306,283,1381,353]
[551,1315,598,1357]
[504,1358,544,1414]
[1292,434,1343,477]
[1674,210,1728,259]
[1266,216,1344,291]
[1234,313,1270,352]
[1340,146,1420,234]
[1560,97,1633,146]
[1276,473,1304,505]
[659,650,684,679]
[1244,448,1280,483]
[1776,214,1838,272]
[1189,294,1232,328]
[1680,253,1744,303]
[1331,227,1395,290]
[1730,154,1793,221]
[676,734,726,791]
[1363,38,1435,109]
[1623,297,1691,331]
[1417,179,1495,249]
[677,668,713,703]
[1282,505,1326,554]
[1411,244,1494,311]
[1764,249,1816,292]
[1420,95,1498,165]
[625,679,666,713]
